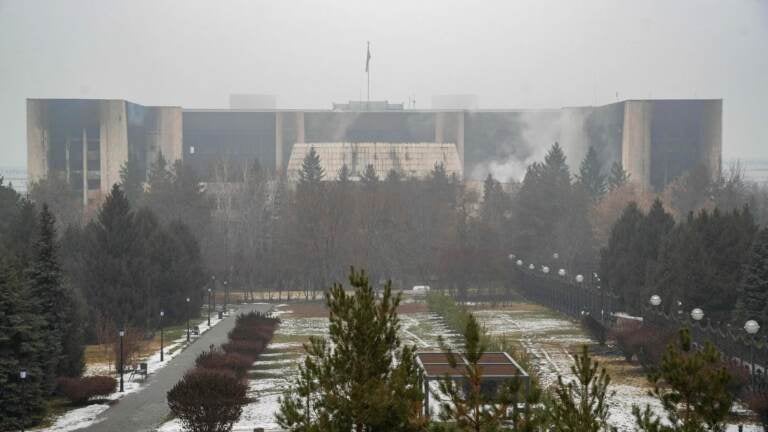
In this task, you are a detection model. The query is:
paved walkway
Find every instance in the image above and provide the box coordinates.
[80,303,273,432]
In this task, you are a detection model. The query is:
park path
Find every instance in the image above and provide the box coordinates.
[79,303,273,432]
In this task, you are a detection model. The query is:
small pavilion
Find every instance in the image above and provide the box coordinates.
[415,351,530,416]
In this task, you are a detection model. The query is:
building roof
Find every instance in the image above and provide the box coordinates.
[416,351,528,379]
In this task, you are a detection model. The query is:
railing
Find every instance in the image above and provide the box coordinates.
[512,266,768,392]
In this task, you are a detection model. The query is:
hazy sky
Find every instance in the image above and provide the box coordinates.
[1,0,767,168]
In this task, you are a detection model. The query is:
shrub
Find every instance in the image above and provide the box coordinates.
[167,369,247,432]
[57,376,117,405]
[195,348,254,379]
[745,393,768,429]
[221,339,265,357]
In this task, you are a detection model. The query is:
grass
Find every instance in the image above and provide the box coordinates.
[83,313,214,367]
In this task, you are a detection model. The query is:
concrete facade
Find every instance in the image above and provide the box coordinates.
[28,98,723,208]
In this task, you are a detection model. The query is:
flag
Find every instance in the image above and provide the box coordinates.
[365,42,371,72]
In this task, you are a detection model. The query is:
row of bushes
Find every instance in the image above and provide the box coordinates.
[167,311,280,432]
[56,376,117,405]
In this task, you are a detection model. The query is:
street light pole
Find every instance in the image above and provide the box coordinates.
[223,281,228,314]
[745,320,760,386]
[207,288,212,326]
[119,329,125,392]
[159,310,165,362]
[186,297,191,342]
[20,368,27,432]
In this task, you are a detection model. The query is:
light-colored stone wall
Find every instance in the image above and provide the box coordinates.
[286,142,462,181]
[26,99,48,184]
[99,100,129,196]
[155,107,183,163]
[702,100,722,180]
[621,101,653,190]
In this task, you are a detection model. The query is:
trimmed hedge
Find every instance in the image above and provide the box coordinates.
[57,376,117,405]
[167,368,247,432]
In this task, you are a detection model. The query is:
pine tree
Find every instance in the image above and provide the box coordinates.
[277,268,425,431]
[607,162,629,191]
[734,228,768,324]
[435,313,547,432]
[633,329,732,432]
[0,261,48,430]
[600,202,645,312]
[576,146,607,200]
[550,345,615,432]
[337,164,351,183]
[361,163,379,188]
[514,142,574,265]
[26,205,83,386]
[119,154,146,206]
[298,147,325,184]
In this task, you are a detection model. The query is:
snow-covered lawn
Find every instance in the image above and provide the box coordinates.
[36,313,225,432]
[157,302,765,432]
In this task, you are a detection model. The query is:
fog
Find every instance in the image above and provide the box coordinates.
[1,0,767,167]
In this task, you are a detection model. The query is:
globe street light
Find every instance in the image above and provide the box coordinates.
[691,308,704,322]
[528,264,535,270]
[553,252,559,260]
[542,266,550,274]
[575,274,584,284]
[516,259,523,267]
[508,254,516,261]
[119,329,125,392]
[558,268,566,277]
[649,295,662,307]
[186,297,191,342]
[745,320,760,382]
[159,310,165,362]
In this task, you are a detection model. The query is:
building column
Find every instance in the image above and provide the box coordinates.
[296,112,305,143]
[275,112,284,173]
[621,101,652,191]
[435,112,444,143]
[82,128,88,207]
[456,112,464,175]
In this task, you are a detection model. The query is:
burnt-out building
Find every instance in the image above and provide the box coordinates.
[27,98,721,208]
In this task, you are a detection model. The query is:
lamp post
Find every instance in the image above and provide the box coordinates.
[516,259,523,267]
[528,264,535,270]
[159,310,165,362]
[186,297,191,342]
[119,329,125,392]
[223,281,229,314]
[20,368,27,432]
[542,266,550,275]
[207,288,212,326]
[558,268,566,277]
[745,320,760,385]
[552,252,559,260]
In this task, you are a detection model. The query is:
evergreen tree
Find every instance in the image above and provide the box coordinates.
[0,261,48,430]
[633,329,732,432]
[26,205,83,386]
[434,313,547,432]
[299,147,325,184]
[600,202,645,312]
[277,268,425,431]
[735,228,768,325]
[337,164,351,183]
[361,163,379,189]
[119,154,146,206]
[549,345,615,432]
[514,143,575,265]
[576,146,607,200]
[607,162,629,191]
